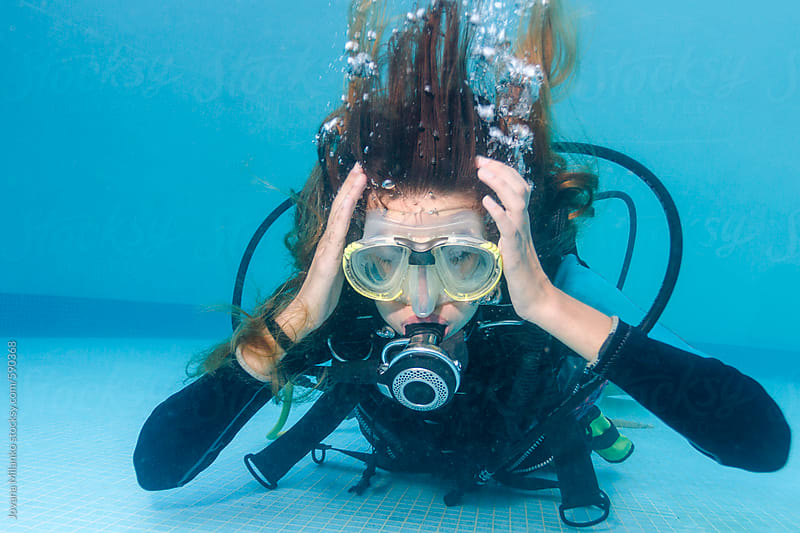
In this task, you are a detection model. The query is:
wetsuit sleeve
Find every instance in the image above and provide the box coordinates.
[133,355,273,490]
[591,320,791,472]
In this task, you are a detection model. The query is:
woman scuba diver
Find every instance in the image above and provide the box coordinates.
[133,0,790,527]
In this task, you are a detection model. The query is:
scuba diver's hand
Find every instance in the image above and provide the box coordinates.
[477,156,614,361]
[283,164,368,340]
[477,156,553,322]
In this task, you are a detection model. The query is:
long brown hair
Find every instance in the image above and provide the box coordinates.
[191,0,597,387]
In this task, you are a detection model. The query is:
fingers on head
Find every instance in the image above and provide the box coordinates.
[327,165,368,242]
[333,165,367,209]
[475,156,521,178]
[477,163,530,205]
[482,195,513,235]
[347,162,364,180]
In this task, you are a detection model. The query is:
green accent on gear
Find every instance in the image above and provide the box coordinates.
[589,412,611,437]
[596,434,634,463]
[266,382,294,440]
[588,410,634,463]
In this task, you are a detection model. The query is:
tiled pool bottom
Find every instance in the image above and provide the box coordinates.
[5,338,799,532]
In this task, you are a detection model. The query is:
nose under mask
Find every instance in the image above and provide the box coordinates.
[405,265,443,317]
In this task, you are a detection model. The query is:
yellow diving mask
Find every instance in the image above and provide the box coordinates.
[343,210,503,317]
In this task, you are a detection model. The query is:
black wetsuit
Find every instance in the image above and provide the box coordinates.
[133,318,790,491]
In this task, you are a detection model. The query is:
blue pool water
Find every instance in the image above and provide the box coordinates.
[2,0,800,531]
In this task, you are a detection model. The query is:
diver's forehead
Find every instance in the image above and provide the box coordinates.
[362,208,486,240]
[366,191,479,221]
[374,206,479,225]
[362,190,485,239]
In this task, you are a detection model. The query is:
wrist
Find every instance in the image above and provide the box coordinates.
[273,298,313,346]
[520,278,558,325]
[235,298,314,380]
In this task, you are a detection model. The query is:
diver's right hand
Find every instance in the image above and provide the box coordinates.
[276,164,368,343]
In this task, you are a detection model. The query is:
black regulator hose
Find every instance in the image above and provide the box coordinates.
[231,197,294,332]
[552,142,683,335]
[594,190,637,291]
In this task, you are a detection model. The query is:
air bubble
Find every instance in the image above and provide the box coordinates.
[496,58,544,119]
[381,179,396,190]
[376,326,396,339]
[467,0,545,126]
[347,52,377,78]
[476,103,495,121]
[322,116,341,133]
[480,46,496,60]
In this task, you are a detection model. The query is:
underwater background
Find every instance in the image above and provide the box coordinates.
[1,1,799,532]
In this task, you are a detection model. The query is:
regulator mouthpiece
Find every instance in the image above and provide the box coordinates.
[376,322,464,411]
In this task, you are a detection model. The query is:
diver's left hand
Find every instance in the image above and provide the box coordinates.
[477,156,554,323]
